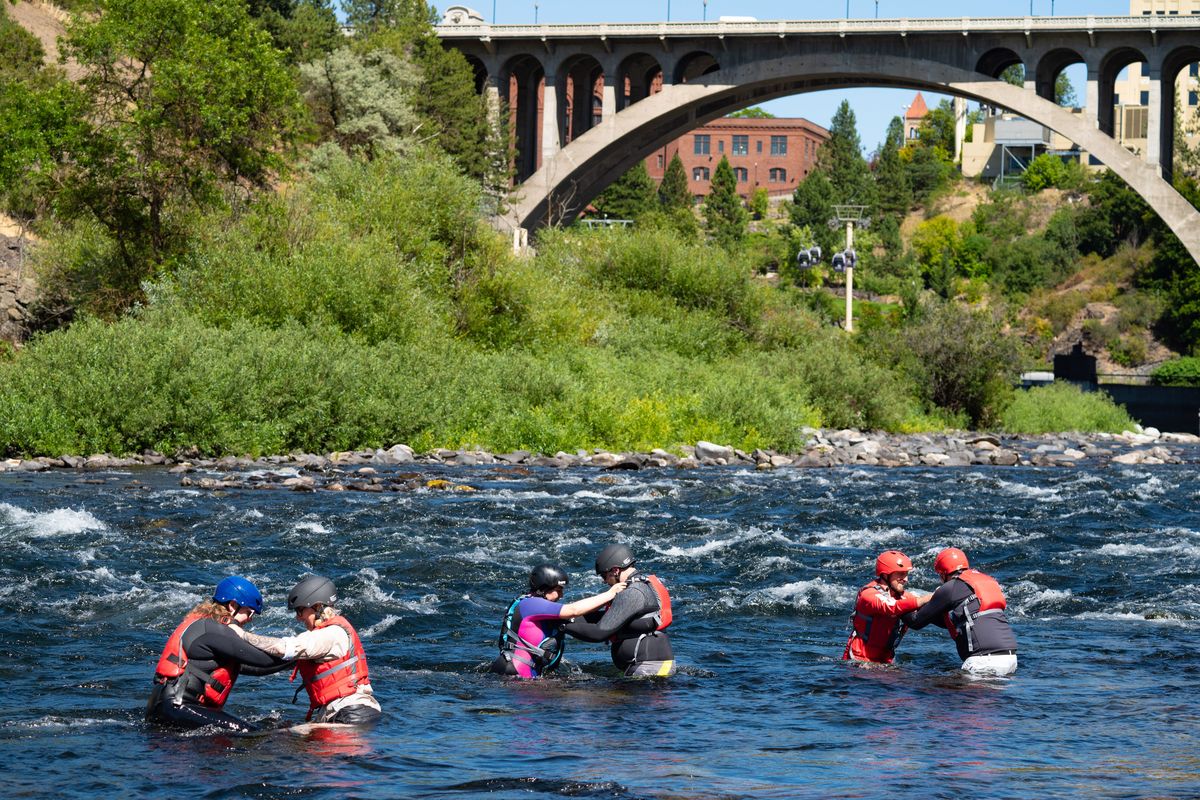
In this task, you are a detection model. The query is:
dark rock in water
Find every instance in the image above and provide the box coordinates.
[604,459,642,471]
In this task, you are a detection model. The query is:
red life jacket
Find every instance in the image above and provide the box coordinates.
[943,570,1007,649]
[843,581,911,664]
[291,616,371,720]
[154,613,237,707]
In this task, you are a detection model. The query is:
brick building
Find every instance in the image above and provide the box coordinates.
[643,116,830,201]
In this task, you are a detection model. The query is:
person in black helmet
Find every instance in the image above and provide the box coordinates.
[561,543,676,677]
[233,575,381,724]
[490,564,628,678]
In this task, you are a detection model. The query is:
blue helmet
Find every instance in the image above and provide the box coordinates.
[213,576,263,614]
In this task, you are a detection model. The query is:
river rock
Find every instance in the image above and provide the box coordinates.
[677,456,700,469]
[695,441,734,461]
[920,452,950,466]
[769,455,793,468]
[496,450,530,464]
[374,444,415,465]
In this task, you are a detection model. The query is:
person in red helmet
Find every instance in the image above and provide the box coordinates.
[901,547,1018,676]
[843,550,931,664]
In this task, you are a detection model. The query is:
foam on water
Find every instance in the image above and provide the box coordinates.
[0,502,107,537]
[809,526,909,549]
[737,577,856,610]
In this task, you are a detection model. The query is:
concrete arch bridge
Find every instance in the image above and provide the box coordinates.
[436,15,1200,263]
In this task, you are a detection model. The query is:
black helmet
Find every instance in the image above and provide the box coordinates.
[529,564,568,595]
[595,543,635,575]
[287,575,337,611]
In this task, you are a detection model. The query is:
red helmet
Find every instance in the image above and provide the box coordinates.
[875,550,912,577]
[934,547,969,577]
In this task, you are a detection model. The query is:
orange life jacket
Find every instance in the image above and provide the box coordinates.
[943,570,1008,650]
[154,613,237,707]
[844,581,910,664]
[291,616,370,720]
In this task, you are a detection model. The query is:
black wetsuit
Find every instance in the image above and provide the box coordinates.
[901,576,1018,661]
[561,573,672,675]
[145,618,289,732]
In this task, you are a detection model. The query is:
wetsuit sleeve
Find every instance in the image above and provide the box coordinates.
[561,585,654,641]
[901,583,958,630]
[520,597,564,619]
[207,623,290,669]
[239,661,295,677]
[857,587,921,618]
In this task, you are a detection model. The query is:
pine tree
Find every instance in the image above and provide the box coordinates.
[823,100,877,208]
[703,155,748,248]
[789,170,838,256]
[875,116,913,217]
[658,152,691,211]
[594,161,656,220]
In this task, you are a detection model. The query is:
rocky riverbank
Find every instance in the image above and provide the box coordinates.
[2,427,1198,490]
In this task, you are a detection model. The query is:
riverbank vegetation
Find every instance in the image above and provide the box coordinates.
[0,0,1191,457]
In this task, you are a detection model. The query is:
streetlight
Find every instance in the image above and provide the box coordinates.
[667,0,671,21]
[875,1,879,18]
[846,0,850,18]
[829,205,869,332]
[492,0,497,23]
[534,1,538,23]
[703,0,707,21]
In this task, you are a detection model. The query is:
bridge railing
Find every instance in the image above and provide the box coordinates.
[436,15,1200,38]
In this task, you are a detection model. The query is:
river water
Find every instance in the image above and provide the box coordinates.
[2,463,1199,799]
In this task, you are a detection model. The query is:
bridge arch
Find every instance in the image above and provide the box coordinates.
[976,48,1023,79]
[1097,46,1148,136]
[507,52,1200,264]
[617,52,663,111]
[675,51,720,83]
[558,53,606,143]
[501,53,545,182]
[1035,48,1085,104]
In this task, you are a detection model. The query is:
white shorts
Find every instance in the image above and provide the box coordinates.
[961,652,1018,676]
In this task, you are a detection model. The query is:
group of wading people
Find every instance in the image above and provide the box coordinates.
[147,543,1012,733]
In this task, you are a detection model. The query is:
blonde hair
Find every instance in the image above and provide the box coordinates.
[316,605,338,622]
[190,600,233,625]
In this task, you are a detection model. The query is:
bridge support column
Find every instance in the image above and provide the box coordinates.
[1145,71,1162,176]
[1085,69,1100,129]
[602,78,617,123]
[541,70,562,167]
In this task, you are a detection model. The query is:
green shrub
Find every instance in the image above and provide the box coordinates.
[1150,357,1200,387]
[1001,382,1136,433]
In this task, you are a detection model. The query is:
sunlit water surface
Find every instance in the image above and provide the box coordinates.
[3,464,1199,799]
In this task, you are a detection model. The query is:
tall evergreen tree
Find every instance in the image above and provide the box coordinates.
[789,170,838,256]
[703,155,748,248]
[823,100,876,208]
[594,161,656,220]
[363,2,509,199]
[876,116,912,217]
[658,152,691,211]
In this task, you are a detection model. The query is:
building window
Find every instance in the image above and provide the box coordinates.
[756,140,763,153]
[692,166,710,181]
[1191,91,1199,107]
[769,167,787,182]
[657,154,664,169]
[694,134,710,155]
[770,135,788,155]
[1140,90,1149,105]
[732,135,749,155]
[718,139,725,153]
[733,167,748,182]
[1191,63,1199,78]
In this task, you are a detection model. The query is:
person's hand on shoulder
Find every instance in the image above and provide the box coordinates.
[915,592,933,607]
[610,581,628,596]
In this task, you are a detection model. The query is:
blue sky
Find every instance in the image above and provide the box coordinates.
[477,0,1133,149]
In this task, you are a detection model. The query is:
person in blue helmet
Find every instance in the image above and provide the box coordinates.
[146,576,289,732]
